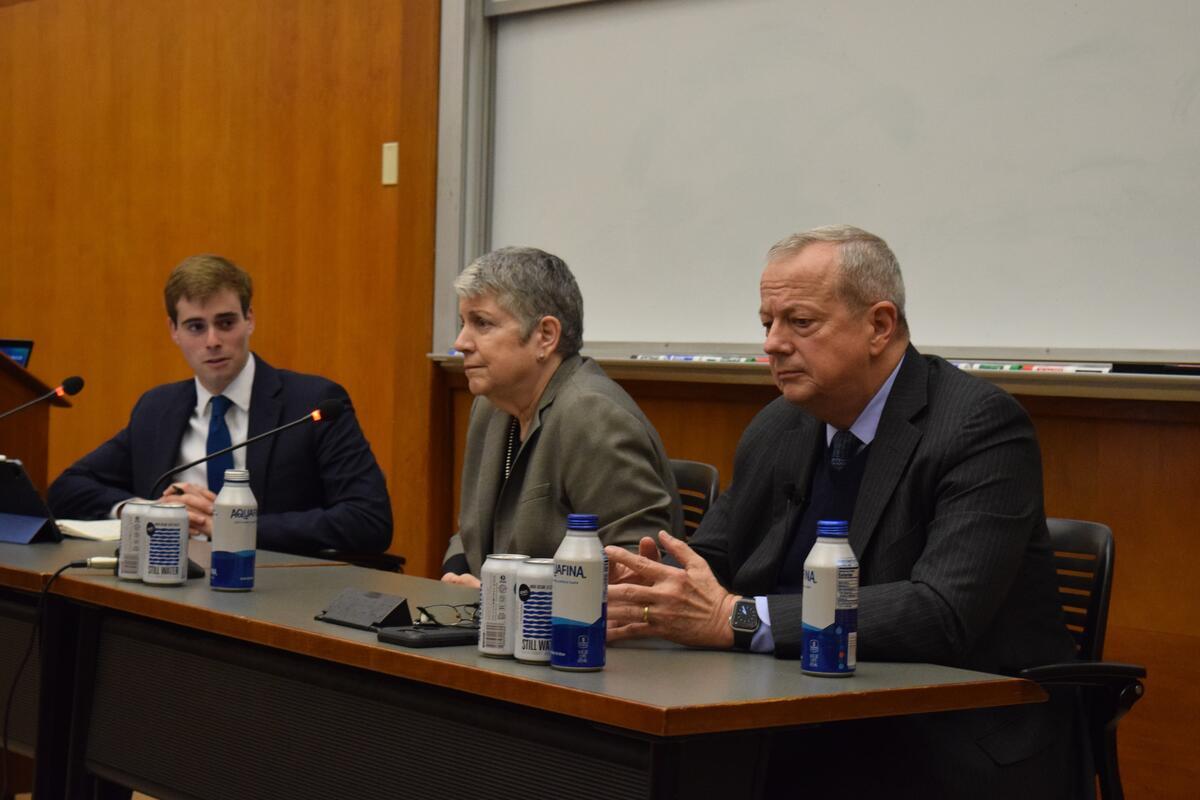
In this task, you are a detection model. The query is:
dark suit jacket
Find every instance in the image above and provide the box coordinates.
[690,346,1084,797]
[47,355,392,556]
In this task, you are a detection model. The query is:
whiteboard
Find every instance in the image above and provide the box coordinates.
[484,0,1200,355]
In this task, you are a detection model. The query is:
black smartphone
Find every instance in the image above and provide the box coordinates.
[377,625,479,648]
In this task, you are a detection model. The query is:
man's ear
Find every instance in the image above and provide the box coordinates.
[168,316,180,346]
[866,301,900,356]
[245,306,255,336]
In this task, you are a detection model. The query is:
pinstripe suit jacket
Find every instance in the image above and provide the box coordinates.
[691,347,1082,794]
[691,346,1082,794]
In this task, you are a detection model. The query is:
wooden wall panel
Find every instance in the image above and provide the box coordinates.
[1025,397,1200,637]
[0,0,441,573]
[1106,625,1199,798]
[1021,395,1200,798]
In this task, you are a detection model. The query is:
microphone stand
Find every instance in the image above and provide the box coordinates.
[149,410,327,498]
[0,387,72,422]
[148,401,341,499]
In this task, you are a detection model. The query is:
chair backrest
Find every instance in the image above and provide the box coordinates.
[670,459,719,538]
[1045,517,1114,661]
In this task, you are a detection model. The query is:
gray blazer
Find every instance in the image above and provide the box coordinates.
[444,355,681,575]
[690,346,1083,796]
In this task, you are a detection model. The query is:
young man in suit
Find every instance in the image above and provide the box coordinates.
[605,226,1085,798]
[48,255,392,556]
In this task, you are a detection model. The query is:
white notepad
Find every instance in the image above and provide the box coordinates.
[57,518,121,541]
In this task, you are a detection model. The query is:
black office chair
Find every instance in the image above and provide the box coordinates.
[1020,518,1146,800]
[670,459,720,539]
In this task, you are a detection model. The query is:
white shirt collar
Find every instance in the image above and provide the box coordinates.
[194,353,256,413]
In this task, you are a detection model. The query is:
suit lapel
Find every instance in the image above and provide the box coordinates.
[245,356,283,503]
[483,355,582,558]
[851,347,927,558]
[474,407,512,562]
[734,413,822,587]
[152,381,196,492]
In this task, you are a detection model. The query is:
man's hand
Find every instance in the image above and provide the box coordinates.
[608,535,662,586]
[158,483,216,537]
[441,572,482,590]
[605,531,736,648]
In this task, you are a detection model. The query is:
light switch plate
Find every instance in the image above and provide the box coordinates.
[381,142,399,185]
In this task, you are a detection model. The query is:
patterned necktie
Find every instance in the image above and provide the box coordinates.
[829,429,861,471]
[206,395,235,493]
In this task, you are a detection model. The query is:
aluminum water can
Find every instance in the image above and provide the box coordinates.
[210,468,258,591]
[801,519,858,676]
[550,514,607,671]
[117,500,154,581]
[515,558,555,663]
[141,502,189,585]
[479,554,529,657]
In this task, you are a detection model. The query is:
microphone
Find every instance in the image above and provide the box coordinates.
[70,556,119,570]
[148,398,345,498]
[0,376,84,422]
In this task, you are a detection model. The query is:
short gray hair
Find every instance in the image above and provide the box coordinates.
[767,224,908,332]
[454,247,584,355]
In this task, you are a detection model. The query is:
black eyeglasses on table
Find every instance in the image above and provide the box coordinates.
[415,603,479,629]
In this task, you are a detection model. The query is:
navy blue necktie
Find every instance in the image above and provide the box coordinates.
[829,429,861,471]
[206,395,234,493]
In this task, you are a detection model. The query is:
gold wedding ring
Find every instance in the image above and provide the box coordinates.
[642,605,650,624]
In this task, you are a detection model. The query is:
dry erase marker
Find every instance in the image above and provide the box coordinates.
[971,363,1023,371]
[1029,364,1111,374]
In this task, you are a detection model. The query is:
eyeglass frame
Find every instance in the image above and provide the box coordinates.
[415,602,480,629]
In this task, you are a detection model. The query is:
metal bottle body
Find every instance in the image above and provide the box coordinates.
[210,469,258,591]
[801,520,859,677]
[551,514,607,672]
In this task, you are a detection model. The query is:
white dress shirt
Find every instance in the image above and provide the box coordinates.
[108,355,257,519]
[174,353,256,491]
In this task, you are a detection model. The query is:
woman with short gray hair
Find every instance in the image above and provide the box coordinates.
[442,247,681,586]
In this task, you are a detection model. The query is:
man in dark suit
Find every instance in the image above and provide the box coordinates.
[606,226,1084,798]
[48,255,391,555]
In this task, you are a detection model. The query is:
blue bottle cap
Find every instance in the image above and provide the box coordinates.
[816,519,849,536]
[566,513,599,531]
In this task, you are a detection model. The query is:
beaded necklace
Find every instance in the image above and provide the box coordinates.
[503,417,520,481]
